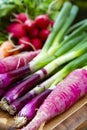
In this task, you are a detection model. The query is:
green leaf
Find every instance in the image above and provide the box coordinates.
[13,0,23,6]
[49,11,59,20]
[48,0,64,11]
[0,4,16,17]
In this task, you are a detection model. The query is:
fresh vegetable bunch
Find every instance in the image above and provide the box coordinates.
[1,2,87,130]
[6,13,54,51]
[0,0,63,45]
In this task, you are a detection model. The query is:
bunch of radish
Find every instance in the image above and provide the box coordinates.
[6,13,54,51]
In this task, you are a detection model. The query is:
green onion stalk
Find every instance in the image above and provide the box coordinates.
[8,51,87,120]
[28,2,79,71]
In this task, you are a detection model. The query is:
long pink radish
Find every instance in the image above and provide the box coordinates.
[22,68,87,130]
[0,50,40,73]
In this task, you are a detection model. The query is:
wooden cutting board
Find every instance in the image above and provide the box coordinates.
[0,95,87,130]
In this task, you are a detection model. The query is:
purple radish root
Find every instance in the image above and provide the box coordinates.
[14,89,51,128]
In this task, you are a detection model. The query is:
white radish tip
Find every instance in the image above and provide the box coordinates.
[8,34,14,43]
[8,40,36,53]
[19,39,36,51]
[14,116,27,128]
[7,45,23,53]
[10,18,23,24]
[25,112,47,130]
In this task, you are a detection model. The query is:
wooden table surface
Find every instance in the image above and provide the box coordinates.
[43,95,87,130]
[0,95,87,130]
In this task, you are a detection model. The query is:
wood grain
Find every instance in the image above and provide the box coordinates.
[0,95,87,130]
[52,104,87,130]
[76,120,87,130]
[43,95,87,130]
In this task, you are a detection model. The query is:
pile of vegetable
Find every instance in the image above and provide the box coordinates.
[6,13,53,51]
[0,1,87,130]
[0,0,64,53]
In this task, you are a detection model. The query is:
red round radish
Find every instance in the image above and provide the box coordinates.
[31,38,43,50]
[14,13,28,23]
[39,29,50,42]
[18,36,32,50]
[24,19,35,32]
[28,27,39,38]
[35,14,50,29]
[6,22,26,38]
